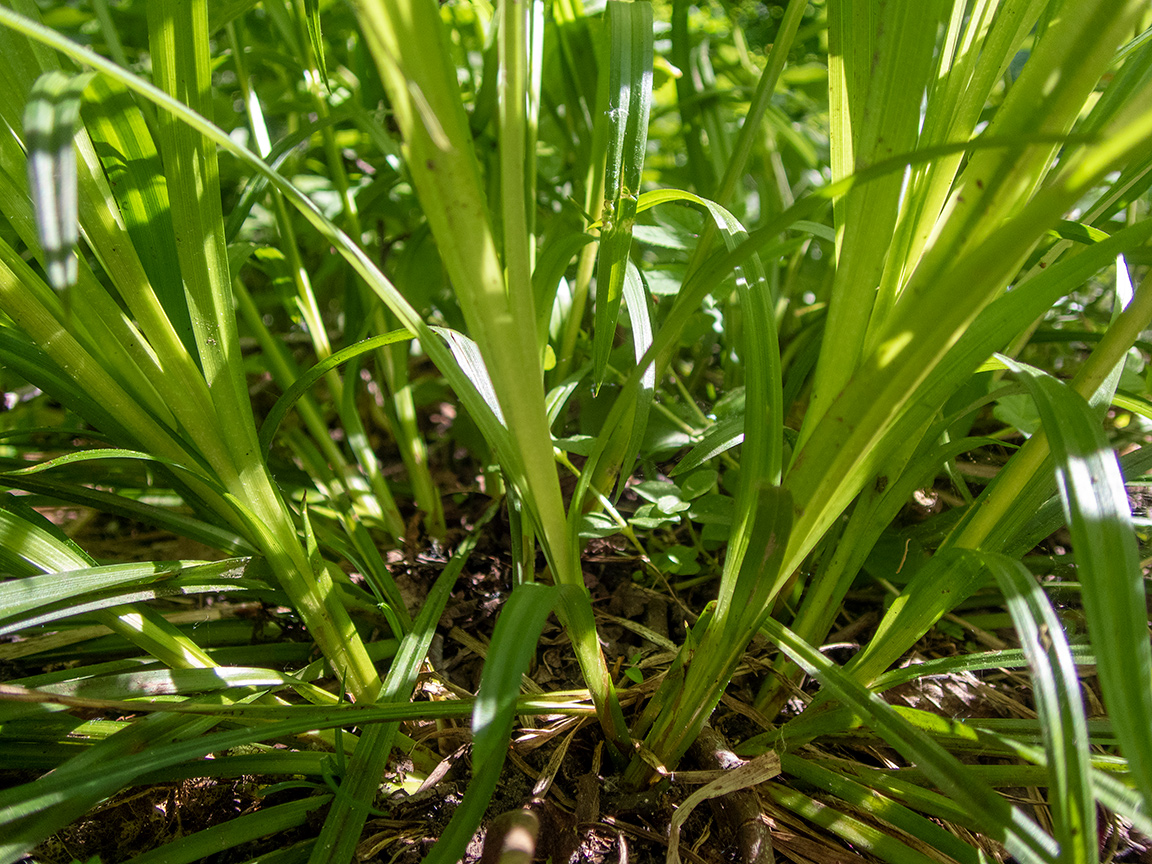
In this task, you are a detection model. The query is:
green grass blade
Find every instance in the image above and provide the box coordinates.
[888,0,1041,304]
[352,0,580,608]
[591,0,652,389]
[612,259,654,498]
[81,75,193,356]
[624,487,792,786]
[497,0,536,364]
[714,0,807,210]
[0,494,219,671]
[869,645,1097,694]
[0,3,541,573]
[0,13,540,712]
[0,231,202,471]
[146,1,249,455]
[1091,767,1152,839]
[781,753,981,864]
[982,552,1096,864]
[781,135,1152,599]
[257,330,413,458]
[23,70,92,290]
[301,0,328,89]
[783,433,1010,684]
[0,471,253,554]
[580,187,783,548]
[423,582,557,864]
[946,229,1152,564]
[0,682,591,859]
[669,0,711,195]
[306,503,496,864]
[125,795,332,864]
[145,0,380,701]
[845,551,987,687]
[222,111,344,242]
[208,0,261,33]
[804,0,948,447]
[0,329,124,437]
[356,15,624,744]
[670,415,744,475]
[0,31,231,462]
[761,615,1059,864]
[533,232,594,353]
[0,493,104,575]
[432,326,507,427]
[0,710,226,863]
[617,188,783,779]
[2,447,216,486]
[0,685,590,726]
[336,354,406,539]
[17,665,299,703]
[0,558,251,632]
[1003,357,1152,813]
[764,774,961,864]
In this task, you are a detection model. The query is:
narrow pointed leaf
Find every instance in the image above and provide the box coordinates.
[591,0,652,388]
[23,71,93,290]
[761,615,1059,864]
[424,582,557,864]
[1003,357,1152,812]
[982,552,1096,864]
[257,329,413,457]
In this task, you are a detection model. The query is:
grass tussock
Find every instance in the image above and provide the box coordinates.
[0,1,1151,862]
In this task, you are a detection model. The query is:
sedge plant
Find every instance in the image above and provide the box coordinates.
[0,1,1151,863]
[611,0,1152,789]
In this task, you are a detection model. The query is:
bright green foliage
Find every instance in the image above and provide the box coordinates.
[0,1,1150,863]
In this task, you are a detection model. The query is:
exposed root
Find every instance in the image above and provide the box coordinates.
[687,725,776,864]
